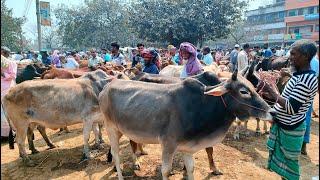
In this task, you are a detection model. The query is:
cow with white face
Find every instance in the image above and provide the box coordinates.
[99,69,275,180]
[2,70,114,166]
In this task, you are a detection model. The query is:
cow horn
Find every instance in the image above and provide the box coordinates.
[232,68,238,80]
[239,66,249,76]
[246,61,256,76]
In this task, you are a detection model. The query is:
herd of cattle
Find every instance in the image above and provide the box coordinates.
[2,56,290,180]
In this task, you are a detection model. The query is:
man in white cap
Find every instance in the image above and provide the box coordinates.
[229,44,240,71]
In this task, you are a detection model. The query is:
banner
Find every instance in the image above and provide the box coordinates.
[283,33,302,40]
[40,1,51,26]
[304,14,319,21]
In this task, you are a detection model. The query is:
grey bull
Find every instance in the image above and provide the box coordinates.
[2,70,113,166]
[99,70,275,180]
[124,70,233,174]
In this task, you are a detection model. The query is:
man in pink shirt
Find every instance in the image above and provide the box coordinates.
[1,46,17,137]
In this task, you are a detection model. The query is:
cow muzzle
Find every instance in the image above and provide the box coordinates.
[263,108,277,121]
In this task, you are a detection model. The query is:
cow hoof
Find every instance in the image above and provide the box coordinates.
[136,151,148,156]
[112,166,117,172]
[133,163,140,170]
[255,131,261,136]
[92,143,100,150]
[99,139,105,144]
[48,144,56,149]
[31,149,40,154]
[106,151,113,163]
[212,170,223,176]
[264,131,270,135]
[9,144,15,149]
[233,134,240,140]
[80,153,90,162]
[22,157,36,167]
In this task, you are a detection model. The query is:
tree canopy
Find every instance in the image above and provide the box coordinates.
[55,0,135,50]
[54,0,247,49]
[129,0,247,47]
[1,0,25,52]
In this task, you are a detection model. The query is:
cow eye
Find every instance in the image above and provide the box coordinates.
[239,88,249,95]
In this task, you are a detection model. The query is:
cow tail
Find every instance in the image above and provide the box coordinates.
[8,127,15,149]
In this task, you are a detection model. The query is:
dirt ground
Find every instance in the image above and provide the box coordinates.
[1,94,319,180]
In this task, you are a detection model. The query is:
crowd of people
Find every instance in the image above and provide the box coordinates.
[6,42,291,74]
[1,39,319,180]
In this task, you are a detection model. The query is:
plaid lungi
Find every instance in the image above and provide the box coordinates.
[266,122,306,180]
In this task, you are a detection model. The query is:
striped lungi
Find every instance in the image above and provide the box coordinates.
[266,121,306,180]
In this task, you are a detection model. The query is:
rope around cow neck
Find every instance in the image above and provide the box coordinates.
[220,93,270,113]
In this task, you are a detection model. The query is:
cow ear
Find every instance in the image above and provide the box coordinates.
[204,84,228,96]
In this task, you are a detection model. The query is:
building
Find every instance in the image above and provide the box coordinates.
[245,0,286,47]
[245,0,319,47]
[284,0,319,45]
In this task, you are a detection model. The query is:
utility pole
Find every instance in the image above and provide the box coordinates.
[36,0,42,51]
[20,30,24,52]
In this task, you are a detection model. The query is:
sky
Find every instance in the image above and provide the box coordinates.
[6,0,271,40]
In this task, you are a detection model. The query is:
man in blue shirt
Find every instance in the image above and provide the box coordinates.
[101,48,111,63]
[262,44,273,58]
[141,49,159,74]
[201,46,213,65]
[302,46,319,155]
[229,44,240,71]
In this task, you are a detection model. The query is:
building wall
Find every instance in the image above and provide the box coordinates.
[246,3,285,16]
[245,0,319,45]
[245,2,286,45]
[284,0,319,43]
[286,0,319,10]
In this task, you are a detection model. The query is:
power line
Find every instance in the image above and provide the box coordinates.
[22,0,32,18]
[22,0,28,17]
[25,0,32,17]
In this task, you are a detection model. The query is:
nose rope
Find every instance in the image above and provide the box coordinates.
[232,94,269,112]
[205,85,270,113]
[220,93,269,113]
[257,81,280,105]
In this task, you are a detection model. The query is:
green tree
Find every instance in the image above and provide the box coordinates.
[129,0,247,47]
[1,0,25,52]
[54,0,136,50]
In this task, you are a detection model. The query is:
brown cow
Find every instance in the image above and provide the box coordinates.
[41,66,77,79]
[2,70,114,166]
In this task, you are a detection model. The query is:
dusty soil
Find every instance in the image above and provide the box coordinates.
[1,94,319,180]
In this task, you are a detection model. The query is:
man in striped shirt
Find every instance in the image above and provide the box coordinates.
[259,40,318,180]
